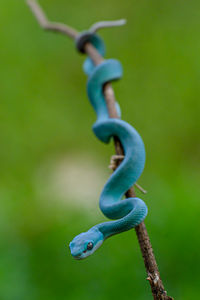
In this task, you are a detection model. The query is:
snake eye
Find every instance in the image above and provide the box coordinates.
[87,242,93,250]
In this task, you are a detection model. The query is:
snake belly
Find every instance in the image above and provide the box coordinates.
[69,33,148,259]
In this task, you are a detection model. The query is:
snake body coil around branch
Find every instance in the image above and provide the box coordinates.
[69,32,148,259]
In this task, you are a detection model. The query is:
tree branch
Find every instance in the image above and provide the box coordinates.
[26,1,173,299]
[27,0,78,38]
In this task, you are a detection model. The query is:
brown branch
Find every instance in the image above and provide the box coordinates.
[27,0,78,38]
[26,1,173,299]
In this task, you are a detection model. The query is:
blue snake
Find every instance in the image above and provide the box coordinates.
[69,32,148,260]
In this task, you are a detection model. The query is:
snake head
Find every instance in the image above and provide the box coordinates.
[69,227,104,260]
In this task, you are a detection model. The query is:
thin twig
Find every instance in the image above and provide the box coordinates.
[26,1,173,299]
[27,0,78,38]
[135,182,147,194]
[89,19,127,33]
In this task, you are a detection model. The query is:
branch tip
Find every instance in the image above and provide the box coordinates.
[89,19,127,33]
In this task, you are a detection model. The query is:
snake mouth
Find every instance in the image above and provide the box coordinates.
[74,254,83,260]
[71,252,84,260]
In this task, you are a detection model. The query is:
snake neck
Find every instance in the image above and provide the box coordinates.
[96,218,130,240]
[96,222,118,240]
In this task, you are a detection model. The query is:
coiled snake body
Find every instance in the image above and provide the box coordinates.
[69,33,148,259]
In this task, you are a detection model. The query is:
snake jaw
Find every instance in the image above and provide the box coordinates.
[73,254,84,260]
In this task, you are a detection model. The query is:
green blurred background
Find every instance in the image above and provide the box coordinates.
[0,1,200,299]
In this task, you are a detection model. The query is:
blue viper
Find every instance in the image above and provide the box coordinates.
[69,33,148,260]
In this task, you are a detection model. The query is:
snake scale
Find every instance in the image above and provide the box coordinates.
[69,32,148,259]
